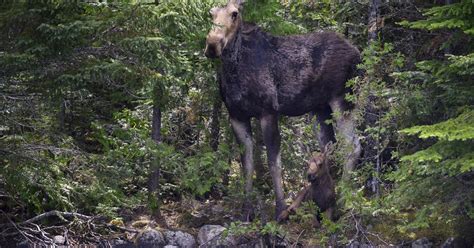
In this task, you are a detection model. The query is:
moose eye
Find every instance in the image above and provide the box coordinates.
[231,11,238,20]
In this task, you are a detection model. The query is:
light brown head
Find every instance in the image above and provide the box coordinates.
[307,143,334,182]
[204,0,245,58]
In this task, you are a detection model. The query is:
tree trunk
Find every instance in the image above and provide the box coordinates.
[368,0,381,195]
[58,98,65,132]
[148,104,166,226]
[368,0,380,42]
[151,105,162,143]
[210,98,221,151]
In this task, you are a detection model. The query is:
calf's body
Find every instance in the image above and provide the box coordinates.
[278,152,336,226]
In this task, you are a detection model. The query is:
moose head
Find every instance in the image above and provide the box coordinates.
[205,0,245,58]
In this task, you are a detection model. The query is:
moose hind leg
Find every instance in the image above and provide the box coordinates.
[329,97,362,178]
[230,117,255,220]
[313,106,336,150]
[260,114,286,219]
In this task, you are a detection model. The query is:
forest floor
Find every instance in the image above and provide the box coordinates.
[116,198,357,247]
[1,197,467,247]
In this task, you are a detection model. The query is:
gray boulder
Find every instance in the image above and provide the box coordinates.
[346,241,377,248]
[198,225,236,247]
[108,238,136,248]
[412,238,432,248]
[164,230,196,248]
[136,229,166,248]
[346,241,360,248]
[53,235,66,245]
[441,237,468,248]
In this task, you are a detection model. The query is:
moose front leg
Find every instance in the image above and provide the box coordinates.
[313,106,336,150]
[260,114,286,219]
[230,117,255,219]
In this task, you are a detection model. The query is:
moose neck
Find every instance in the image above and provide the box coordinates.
[221,25,243,63]
[312,166,331,186]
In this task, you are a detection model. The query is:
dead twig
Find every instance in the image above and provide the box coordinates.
[366,231,391,246]
[22,210,92,225]
[5,214,32,244]
[291,229,305,248]
[103,223,139,233]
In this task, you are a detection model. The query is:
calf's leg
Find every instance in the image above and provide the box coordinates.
[230,117,254,219]
[260,114,286,219]
[277,184,310,222]
[329,97,362,179]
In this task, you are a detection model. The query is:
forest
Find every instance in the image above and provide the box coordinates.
[0,0,473,247]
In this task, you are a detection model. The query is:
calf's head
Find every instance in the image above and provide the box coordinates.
[205,0,244,58]
[307,153,326,182]
[307,143,333,182]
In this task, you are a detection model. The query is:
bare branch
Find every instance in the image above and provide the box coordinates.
[22,211,92,225]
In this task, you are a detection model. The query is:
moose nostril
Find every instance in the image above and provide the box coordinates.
[205,44,218,58]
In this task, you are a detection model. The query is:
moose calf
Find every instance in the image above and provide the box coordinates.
[277,148,336,227]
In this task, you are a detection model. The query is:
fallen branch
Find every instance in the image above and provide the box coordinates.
[347,209,392,246]
[22,210,92,225]
[1,210,138,245]
[103,223,139,233]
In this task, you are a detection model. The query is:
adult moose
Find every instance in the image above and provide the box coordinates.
[205,0,361,219]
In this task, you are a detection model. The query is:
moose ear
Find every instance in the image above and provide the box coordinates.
[209,7,218,18]
[323,142,335,156]
[228,0,245,9]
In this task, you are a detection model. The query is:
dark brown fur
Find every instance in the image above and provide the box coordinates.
[219,23,361,119]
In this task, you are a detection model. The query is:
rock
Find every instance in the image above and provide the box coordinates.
[164,230,196,248]
[106,238,136,248]
[16,240,30,248]
[53,235,66,244]
[211,204,225,215]
[412,238,432,248]
[441,237,468,248]
[198,225,236,247]
[347,241,360,248]
[346,241,377,248]
[136,229,166,248]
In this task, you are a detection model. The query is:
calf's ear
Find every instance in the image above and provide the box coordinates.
[323,141,335,156]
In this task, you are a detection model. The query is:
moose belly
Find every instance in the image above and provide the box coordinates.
[221,85,279,118]
[277,88,328,116]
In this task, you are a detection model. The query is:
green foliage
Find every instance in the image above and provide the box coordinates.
[1,0,474,245]
[289,201,319,226]
[0,0,223,220]
[225,220,285,238]
[399,0,474,35]
[243,0,304,35]
[182,146,230,196]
